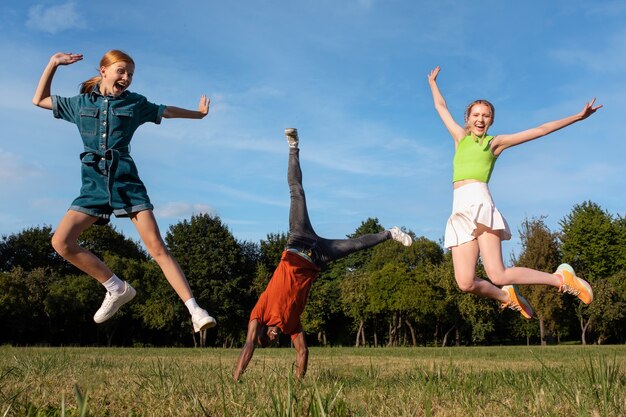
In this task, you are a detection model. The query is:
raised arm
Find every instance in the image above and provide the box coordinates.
[162,95,210,119]
[33,52,83,110]
[428,66,466,143]
[233,319,261,381]
[490,99,602,156]
[292,331,309,379]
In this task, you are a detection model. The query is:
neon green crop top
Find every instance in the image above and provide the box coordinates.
[452,135,497,183]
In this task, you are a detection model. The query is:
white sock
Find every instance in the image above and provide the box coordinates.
[185,298,200,315]
[103,275,124,294]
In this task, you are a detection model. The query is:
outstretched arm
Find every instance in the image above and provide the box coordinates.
[162,95,210,119]
[428,66,466,144]
[490,99,602,156]
[33,52,83,109]
[233,319,261,381]
[292,331,309,379]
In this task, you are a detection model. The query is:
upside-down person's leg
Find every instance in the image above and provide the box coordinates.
[285,128,317,245]
[316,232,393,264]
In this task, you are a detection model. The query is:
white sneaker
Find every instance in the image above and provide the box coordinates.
[285,128,299,148]
[389,226,412,246]
[192,308,217,332]
[93,282,136,323]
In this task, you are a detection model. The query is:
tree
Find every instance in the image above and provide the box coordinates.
[166,213,257,347]
[423,256,459,347]
[0,226,66,273]
[102,253,179,346]
[303,218,386,347]
[560,201,618,279]
[559,201,617,344]
[78,225,147,261]
[301,274,342,346]
[614,215,626,272]
[513,216,565,345]
[367,262,417,346]
[340,270,371,347]
[44,274,102,345]
[0,267,54,344]
[0,270,31,344]
[444,258,499,345]
[366,235,444,346]
[252,232,288,297]
[585,272,626,344]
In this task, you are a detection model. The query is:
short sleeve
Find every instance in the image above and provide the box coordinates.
[133,94,166,125]
[51,95,82,124]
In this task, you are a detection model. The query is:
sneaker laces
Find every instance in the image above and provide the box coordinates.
[559,282,581,296]
[99,292,114,308]
[501,300,521,312]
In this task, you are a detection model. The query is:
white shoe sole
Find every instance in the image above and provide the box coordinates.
[193,315,217,332]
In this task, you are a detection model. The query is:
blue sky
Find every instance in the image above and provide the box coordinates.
[1,0,624,261]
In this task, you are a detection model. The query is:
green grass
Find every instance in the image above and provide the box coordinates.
[1,345,625,416]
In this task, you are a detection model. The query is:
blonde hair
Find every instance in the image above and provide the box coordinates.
[464,99,495,135]
[80,50,135,94]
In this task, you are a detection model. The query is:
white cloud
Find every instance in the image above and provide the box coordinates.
[154,202,216,219]
[26,2,85,34]
[0,149,44,182]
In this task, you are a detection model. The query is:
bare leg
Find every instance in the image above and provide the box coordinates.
[451,224,562,303]
[51,210,114,283]
[451,238,508,302]
[476,225,562,288]
[131,210,193,302]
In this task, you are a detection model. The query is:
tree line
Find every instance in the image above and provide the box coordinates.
[1,201,624,348]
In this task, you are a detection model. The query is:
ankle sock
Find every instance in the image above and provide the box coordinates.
[185,297,200,315]
[103,275,125,294]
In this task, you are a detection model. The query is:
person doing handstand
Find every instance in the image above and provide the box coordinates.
[233,128,412,380]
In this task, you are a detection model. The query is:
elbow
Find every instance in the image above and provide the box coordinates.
[32,97,51,109]
[434,102,447,112]
[535,126,550,138]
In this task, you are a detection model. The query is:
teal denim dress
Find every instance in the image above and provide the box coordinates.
[52,87,166,225]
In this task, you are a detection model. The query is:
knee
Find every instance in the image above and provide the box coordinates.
[484,268,507,286]
[144,238,169,260]
[51,233,72,257]
[455,270,479,293]
[457,279,478,294]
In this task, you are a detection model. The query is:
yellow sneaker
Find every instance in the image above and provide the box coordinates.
[555,263,593,305]
[501,285,533,319]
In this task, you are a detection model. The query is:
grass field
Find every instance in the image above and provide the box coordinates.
[1,345,625,416]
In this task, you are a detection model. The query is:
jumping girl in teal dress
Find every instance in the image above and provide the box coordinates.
[427,66,601,318]
[33,50,216,332]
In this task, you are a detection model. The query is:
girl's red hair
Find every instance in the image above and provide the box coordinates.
[80,50,135,94]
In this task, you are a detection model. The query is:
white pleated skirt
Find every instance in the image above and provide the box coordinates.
[444,182,511,248]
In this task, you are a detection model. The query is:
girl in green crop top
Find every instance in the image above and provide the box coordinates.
[427,66,601,318]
